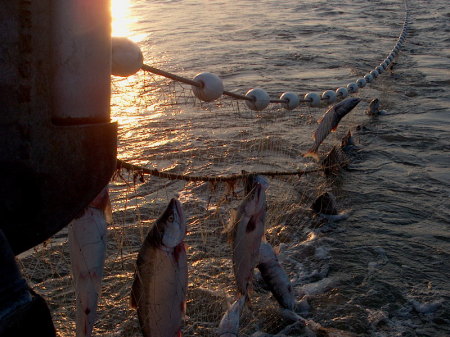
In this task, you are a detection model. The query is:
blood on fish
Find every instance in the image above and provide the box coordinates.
[174,242,186,263]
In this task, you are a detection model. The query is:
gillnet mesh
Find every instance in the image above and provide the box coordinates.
[18,67,387,336]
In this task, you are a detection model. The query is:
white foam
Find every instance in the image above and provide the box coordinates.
[411,300,442,314]
[314,246,330,259]
[299,276,336,296]
[319,210,350,222]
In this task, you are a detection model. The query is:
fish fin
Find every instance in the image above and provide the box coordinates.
[104,196,113,225]
[303,151,320,161]
[244,294,253,311]
[130,291,137,308]
[130,271,141,308]
[274,245,281,255]
[223,210,238,241]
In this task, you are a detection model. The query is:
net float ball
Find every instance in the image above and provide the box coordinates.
[245,88,270,111]
[192,72,224,102]
[364,73,373,83]
[336,87,349,99]
[111,37,143,77]
[280,92,300,110]
[356,78,366,88]
[322,90,337,104]
[304,92,321,107]
[347,82,359,93]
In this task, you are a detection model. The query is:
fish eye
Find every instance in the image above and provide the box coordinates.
[167,214,174,222]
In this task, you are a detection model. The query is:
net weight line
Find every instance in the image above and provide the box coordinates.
[116,159,330,183]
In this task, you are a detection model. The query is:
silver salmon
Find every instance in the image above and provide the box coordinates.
[217,296,245,337]
[367,98,380,115]
[304,98,360,160]
[69,187,110,337]
[341,130,355,150]
[131,198,188,337]
[228,182,266,297]
[257,241,295,311]
[367,98,387,115]
[311,192,338,215]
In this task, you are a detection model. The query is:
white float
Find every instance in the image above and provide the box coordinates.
[192,72,224,102]
[304,92,321,107]
[111,37,144,77]
[364,73,373,83]
[356,78,366,88]
[347,83,359,93]
[322,90,337,104]
[280,92,300,110]
[245,88,270,111]
[336,87,349,99]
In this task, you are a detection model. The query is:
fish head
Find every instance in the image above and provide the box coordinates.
[335,97,361,116]
[243,183,266,217]
[368,98,380,113]
[154,198,186,249]
[311,192,338,215]
[341,130,355,148]
[369,98,380,108]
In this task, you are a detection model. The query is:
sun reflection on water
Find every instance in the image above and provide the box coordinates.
[110,0,191,165]
[111,0,132,37]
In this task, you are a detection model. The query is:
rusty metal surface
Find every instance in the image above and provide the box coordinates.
[0,123,117,255]
[0,1,117,254]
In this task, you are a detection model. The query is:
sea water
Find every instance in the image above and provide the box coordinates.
[111,0,450,336]
[20,0,450,336]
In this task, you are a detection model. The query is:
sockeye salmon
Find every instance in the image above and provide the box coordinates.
[367,98,380,115]
[69,187,111,337]
[311,192,338,216]
[304,98,360,160]
[228,181,267,297]
[217,296,245,337]
[131,198,188,337]
[367,98,387,115]
[257,241,295,311]
[341,130,355,151]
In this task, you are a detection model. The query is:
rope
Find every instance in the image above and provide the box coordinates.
[141,64,202,88]
[223,90,252,101]
[116,159,326,183]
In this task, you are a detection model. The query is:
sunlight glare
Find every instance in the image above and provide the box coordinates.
[111,0,132,37]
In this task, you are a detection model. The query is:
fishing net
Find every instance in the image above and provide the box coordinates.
[15,62,398,336]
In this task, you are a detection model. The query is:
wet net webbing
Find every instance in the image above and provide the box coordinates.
[17,2,410,336]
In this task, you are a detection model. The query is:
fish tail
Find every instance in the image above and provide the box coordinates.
[243,294,253,311]
[303,150,320,161]
[130,275,140,308]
